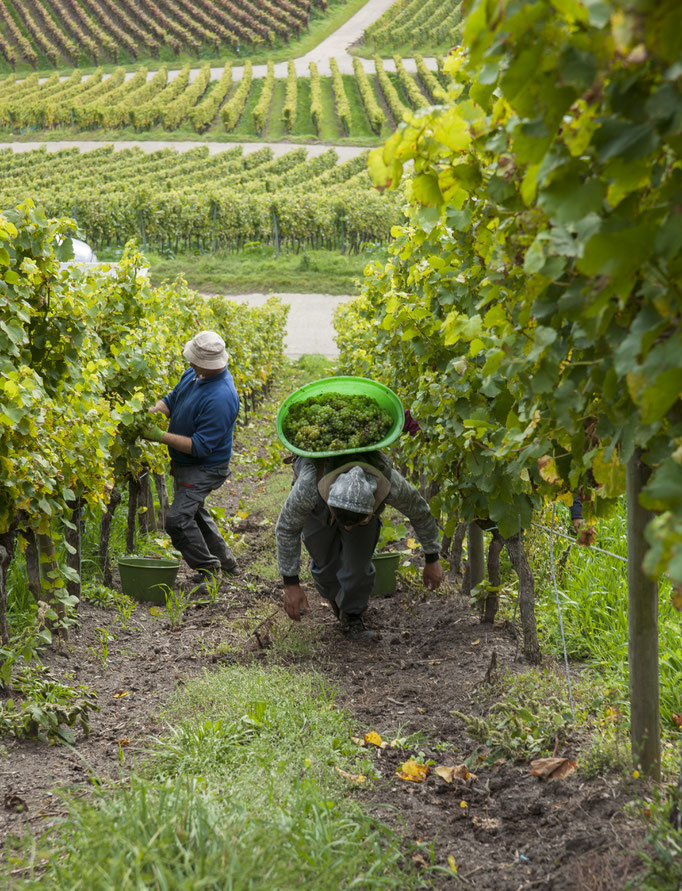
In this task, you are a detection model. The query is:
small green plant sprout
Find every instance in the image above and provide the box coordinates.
[163,585,191,628]
[113,592,136,629]
[87,627,114,667]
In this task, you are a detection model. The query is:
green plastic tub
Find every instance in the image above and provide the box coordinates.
[371,551,401,597]
[117,556,182,604]
[276,376,404,458]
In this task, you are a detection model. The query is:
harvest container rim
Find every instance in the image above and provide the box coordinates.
[276,376,404,458]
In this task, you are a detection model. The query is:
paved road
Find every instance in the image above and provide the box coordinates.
[217,292,356,359]
[0,140,369,159]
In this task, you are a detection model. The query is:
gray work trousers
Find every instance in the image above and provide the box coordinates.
[302,514,381,616]
[165,462,235,571]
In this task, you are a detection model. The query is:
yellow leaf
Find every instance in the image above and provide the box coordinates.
[335,767,366,783]
[448,855,458,874]
[537,455,562,485]
[236,509,249,519]
[471,639,480,646]
[398,760,429,782]
[364,731,386,748]
[113,691,131,699]
[406,538,418,550]
[434,764,473,783]
[460,800,468,808]
[149,606,165,618]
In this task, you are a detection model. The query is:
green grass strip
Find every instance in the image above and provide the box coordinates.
[8,665,428,889]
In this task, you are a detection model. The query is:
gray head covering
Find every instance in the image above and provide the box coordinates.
[183,330,228,370]
[327,466,378,514]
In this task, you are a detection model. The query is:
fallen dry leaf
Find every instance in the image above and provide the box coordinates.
[459,800,468,809]
[412,854,428,868]
[407,538,419,550]
[471,639,480,646]
[112,691,131,699]
[350,736,366,747]
[397,760,429,782]
[447,855,458,875]
[530,757,577,781]
[434,764,474,783]
[577,526,597,546]
[364,731,387,748]
[148,606,165,618]
[335,767,366,783]
[673,713,682,728]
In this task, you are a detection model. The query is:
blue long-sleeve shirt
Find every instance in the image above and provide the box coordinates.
[162,367,240,467]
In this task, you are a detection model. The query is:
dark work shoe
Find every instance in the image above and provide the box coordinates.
[192,565,220,584]
[340,612,379,642]
[328,599,341,619]
[221,559,240,577]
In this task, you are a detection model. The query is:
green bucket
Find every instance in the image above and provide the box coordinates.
[117,556,182,604]
[371,551,401,597]
[276,376,404,459]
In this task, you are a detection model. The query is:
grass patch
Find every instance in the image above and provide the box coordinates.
[127,245,374,295]
[7,664,427,888]
[265,79,287,141]
[290,77,315,139]
[318,76,342,140]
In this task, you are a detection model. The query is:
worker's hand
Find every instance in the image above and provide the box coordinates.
[423,560,444,591]
[283,583,309,621]
[141,424,165,443]
[149,400,170,418]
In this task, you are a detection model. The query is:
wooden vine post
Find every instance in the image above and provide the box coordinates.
[627,452,660,780]
[467,523,485,592]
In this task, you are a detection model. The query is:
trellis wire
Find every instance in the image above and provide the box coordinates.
[531,521,628,564]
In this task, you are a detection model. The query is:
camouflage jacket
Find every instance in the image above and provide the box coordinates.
[275,458,441,577]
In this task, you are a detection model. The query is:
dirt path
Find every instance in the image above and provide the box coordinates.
[218,292,354,359]
[0,377,649,889]
[0,140,369,158]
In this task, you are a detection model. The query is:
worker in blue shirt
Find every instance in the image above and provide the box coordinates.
[143,330,240,590]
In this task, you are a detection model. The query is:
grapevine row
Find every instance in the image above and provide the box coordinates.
[309,62,322,134]
[374,56,408,124]
[161,63,211,130]
[414,54,446,102]
[252,61,275,134]
[1,60,432,137]
[393,55,429,109]
[221,60,253,130]
[282,59,298,131]
[0,0,321,67]
[352,57,386,134]
[189,64,233,133]
[0,146,401,252]
[329,58,351,134]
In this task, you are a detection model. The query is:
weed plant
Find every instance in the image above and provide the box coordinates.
[523,501,682,737]
[9,665,427,888]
